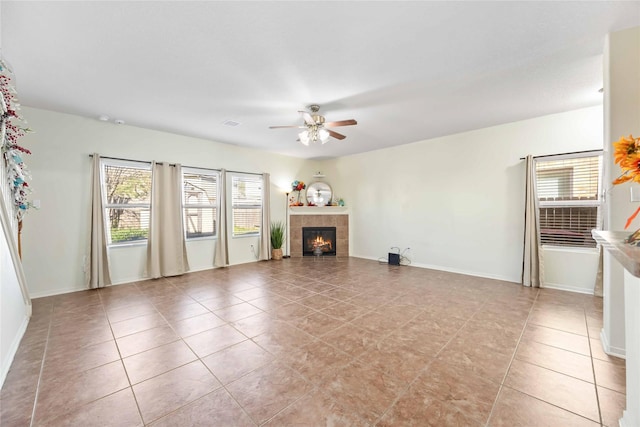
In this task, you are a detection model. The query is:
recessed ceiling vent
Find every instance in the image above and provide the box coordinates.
[223,120,241,127]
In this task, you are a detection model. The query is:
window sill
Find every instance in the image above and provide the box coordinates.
[108,241,148,249]
[541,245,599,254]
[186,236,217,242]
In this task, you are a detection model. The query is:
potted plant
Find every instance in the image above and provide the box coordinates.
[270,221,285,260]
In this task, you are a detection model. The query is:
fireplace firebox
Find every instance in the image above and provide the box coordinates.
[302,227,336,256]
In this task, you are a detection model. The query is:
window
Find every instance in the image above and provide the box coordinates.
[535,152,602,248]
[102,160,152,245]
[182,169,218,239]
[232,175,263,237]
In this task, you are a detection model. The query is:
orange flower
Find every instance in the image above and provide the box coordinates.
[613,135,640,186]
[614,135,640,167]
[613,135,640,230]
[613,172,633,185]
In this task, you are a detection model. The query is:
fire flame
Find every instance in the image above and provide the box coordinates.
[312,235,332,250]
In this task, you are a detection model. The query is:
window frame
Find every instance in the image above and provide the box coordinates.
[100,158,152,247]
[534,151,603,249]
[231,174,263,238]
[182,167,220,241]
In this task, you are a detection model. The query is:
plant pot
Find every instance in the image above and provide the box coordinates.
[271,248,283,260]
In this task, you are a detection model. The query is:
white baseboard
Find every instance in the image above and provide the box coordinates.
[350,255,519,284]
[30,265,230,298]
[541,282,595,295]
[619,410,634,427]
[29,285,87,299]
[0,313,29,388]
[600,329,626,359]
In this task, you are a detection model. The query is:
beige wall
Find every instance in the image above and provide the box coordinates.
[319,106,603,285]
[19,107,314,297]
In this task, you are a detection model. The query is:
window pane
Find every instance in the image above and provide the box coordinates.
[539,206,598,248]
[535,154,602,248]
[183,173,217,206]
[104,164,152,205]
[102,162,152,245]
[233,207,261,236]
[106,207,150,243]
[183,170,218,239]
[232,176,262,236]
[185,207,216,238]
[536,157,600,201]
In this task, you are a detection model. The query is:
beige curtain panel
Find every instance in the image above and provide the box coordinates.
[214,169,229,268]
[522,154,542,288]
[87,154,111,288]
[259,173,271,261]
[147,162,189,278]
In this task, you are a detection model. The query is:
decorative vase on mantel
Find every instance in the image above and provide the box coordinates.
[290,180,306,206]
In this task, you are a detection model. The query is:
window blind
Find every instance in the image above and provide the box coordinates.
[535,153,602,248]
[102,161,152,244]
[232,175,263,237]
[183,169,218,239]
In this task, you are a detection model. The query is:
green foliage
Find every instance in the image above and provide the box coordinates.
[233,226,260,236]
[110,227,148,243]
[104,165,152,230]
[270,221,285,249]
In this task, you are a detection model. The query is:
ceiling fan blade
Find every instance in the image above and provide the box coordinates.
[299,111,316,125]
[324,119,357,127]
[269,125,307,129]
[327,129,346,140]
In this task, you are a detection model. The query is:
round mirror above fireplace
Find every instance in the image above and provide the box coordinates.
[306,182,332,206]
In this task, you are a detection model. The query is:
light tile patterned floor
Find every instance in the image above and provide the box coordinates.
[0,257,626,426]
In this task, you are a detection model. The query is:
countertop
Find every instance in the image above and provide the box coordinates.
[592,230,640,278]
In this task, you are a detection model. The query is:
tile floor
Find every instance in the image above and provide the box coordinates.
[0,257,626,426]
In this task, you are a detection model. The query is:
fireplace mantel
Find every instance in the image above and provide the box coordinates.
[289,206,349,215]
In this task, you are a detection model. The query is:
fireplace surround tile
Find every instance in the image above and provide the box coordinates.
[289,213,349,258]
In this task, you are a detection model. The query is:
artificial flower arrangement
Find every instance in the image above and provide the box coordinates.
[290,180,306,206]
[0,61,33,218]
[612,134,640,244]
[613,135,640,185]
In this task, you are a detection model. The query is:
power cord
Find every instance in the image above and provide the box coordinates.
[250,244,259,260]
[378,247,411,265]
[399,247,412,266]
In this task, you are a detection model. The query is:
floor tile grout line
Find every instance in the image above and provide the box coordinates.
[12,261,610,426]
[97,285,147,426]
[192,287,333,427]
[372,288,494,426]
[496,384,605,426]
[484,287,541,426]
[129,278,271,425]
[585,304,605,426]
[486,289,608,426]
[100,280,233,422]
[27,302,55,427]
[243,279,417,425]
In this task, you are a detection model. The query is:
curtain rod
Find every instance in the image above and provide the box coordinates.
[519,149,602,161]
[88,154,263,176]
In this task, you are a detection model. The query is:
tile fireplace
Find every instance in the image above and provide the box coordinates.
[289,208,349,257]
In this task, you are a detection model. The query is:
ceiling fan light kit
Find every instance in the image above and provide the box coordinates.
[270,104,357,146]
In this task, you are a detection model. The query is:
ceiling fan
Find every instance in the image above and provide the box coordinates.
[269,104,357,145]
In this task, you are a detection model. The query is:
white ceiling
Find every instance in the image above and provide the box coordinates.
[2,1,639,160]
